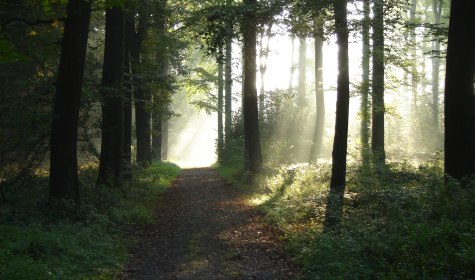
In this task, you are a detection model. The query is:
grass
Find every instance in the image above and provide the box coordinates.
[219,159,475,279]
[0,162,181,279]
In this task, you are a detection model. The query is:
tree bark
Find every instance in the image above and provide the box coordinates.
[288,34,296,94]
[224,20,233,149]
[360,0,370,166]
[152,0,168,162]
[258,23,273,118]
[431,0,443,129]
[130,1,151,164]
[371,0,385,165]
[310,23,325,162]
[97,6,125,188]
[325,0,350,228]
[242,0,262,174]
[217,46,224,163]
[123,10,133,179]
[297,37,307,106]
[49,0,91,202]
[444,0,475,179]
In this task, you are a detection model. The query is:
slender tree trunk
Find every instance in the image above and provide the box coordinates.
[288,34,296,94]
[123,10,133,179]
[444,0,475,179]
[371,0,385,165]
[217,47,224,163]
[360,0,370,166]
[258,22,273,118]
[97,6,125,187]
[243,0,262,174]
[152,0,168,162]
[152,116,162,161]
[431,0,442,129]
[224,23,233,149]
[325,0,350,228]
[410,0,418,118]
[49,0,91,202]
[297,37,307,106]
[310,23,325,162]
[130,2,151,164]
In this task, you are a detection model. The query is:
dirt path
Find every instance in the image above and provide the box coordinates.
[121,168,301,280]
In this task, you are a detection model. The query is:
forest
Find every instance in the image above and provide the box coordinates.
[0,0,474,279]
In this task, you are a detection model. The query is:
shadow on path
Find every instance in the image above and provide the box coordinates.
[121,168,301,280]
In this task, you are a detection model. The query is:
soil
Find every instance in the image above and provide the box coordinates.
[121,167,302,280]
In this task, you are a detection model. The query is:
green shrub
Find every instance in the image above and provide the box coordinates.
[0,162,181,279]
[250,162,475,279]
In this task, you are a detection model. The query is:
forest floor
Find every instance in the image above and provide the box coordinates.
[121,168,301,280]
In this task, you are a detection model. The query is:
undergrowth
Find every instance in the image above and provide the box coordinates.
[0,162,180,279]
[223,160,474,279]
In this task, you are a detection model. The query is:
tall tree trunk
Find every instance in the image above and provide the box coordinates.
[371,0,385,165]
[325,0,350,228]
[444,0,475,179]
[49,0,91,202]
[123,10,133,179]
[243,0,262,174]
[258,23,273,118]
[152,0,168,162]
[297,37,307,106]
[310,23,325,162]
[152,114,162,161]
[97,6,125,187]
[217,47,224,163]
[410,0,418,118]
[431,0,442,129]
[288,34,296,94]
[130,2,151,164]
[360,0,370,166]
[224,19,233,150]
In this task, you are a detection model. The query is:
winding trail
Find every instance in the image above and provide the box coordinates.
[122,168,301,280]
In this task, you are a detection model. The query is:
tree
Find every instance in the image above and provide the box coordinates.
[130,0,152,164]
[49,0,92,201]
[431,0,443,129]
[444,0,475,180]
[360,0,370,166]
[371,0,385,165]
[96,5,125,187]
[325,0,350,228]
[152,0,169,162]
[224,2,233,152]
[217,46,224,163]
[242,0,262,174]
[297,37,307,106]
[123,4,134,178]
[310,22,325,162]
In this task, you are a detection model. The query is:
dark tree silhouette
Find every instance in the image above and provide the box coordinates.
[325,0,350,228]
[123,7,134,179]
[371,0,385,165]
[242,0,262,174]
[130,1,152,164]
[310,23,325,162]
[49,0,91,202]
[97,6,125,187]
[217,46,224,163]
[444,0,475,179]
[360,0,370,166]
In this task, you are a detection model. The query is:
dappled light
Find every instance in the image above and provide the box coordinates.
[1,0,473,279]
